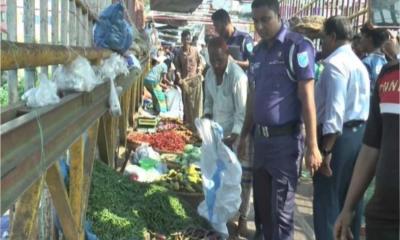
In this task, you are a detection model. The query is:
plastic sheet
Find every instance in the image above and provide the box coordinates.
[53,56,100,92]
[195,118,242,237]
[22,73,60,107]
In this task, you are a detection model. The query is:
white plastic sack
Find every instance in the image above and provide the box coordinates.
[97,53,129,82]
[124,164,162,183]
[195,118,242,237]
[159,86,184,120]
[109,78,121,116]
[132,144,161,164]
[53,56,100,92]
[22,73,60,107]
[126,53,141,70]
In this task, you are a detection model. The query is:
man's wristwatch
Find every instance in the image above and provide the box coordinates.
[321,148,332,156]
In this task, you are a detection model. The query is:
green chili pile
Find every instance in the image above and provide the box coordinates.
[87,161,208,240]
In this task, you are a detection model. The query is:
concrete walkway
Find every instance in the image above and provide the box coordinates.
[228,177,315,240]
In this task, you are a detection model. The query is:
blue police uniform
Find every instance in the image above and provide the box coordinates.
[248,24,315,240]
[226,28,254,62]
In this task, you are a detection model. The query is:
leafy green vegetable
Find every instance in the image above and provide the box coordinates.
[87,161,208,240]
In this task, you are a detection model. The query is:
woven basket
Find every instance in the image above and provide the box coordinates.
[126,139,148,152]
[173,191,204,209]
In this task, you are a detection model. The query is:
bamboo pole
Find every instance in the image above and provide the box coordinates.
[61,0,69,45]
[6,0,18,104]
[23,0,36,91]
[1,41,113,71]
[51,0,60,73]
[40,0,49,75]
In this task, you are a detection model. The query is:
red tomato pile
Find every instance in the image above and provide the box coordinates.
[127,130,186,153]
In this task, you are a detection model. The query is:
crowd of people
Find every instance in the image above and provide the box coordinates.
[143,0,399,239]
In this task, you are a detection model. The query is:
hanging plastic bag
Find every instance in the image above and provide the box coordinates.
[97,53,129,82]
[22,73,60,107]
[195,118,242,237]
[93,3,134,54]
[126,53,141,70]
[109,78,121,116]
[53,56,100,92]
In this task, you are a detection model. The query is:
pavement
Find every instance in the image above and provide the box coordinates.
[227,177,315,240]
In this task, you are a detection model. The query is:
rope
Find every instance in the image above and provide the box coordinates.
[34,110,46,172]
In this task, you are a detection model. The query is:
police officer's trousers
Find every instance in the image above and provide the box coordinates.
[253,131,304,240]
[313,124,365,240]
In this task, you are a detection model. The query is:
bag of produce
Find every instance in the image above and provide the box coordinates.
[194,118,242,237]
[53,56,100,92]
[22,73,60,107]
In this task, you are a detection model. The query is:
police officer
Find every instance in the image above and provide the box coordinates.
[237,0,322,239]
[212,9,254,70]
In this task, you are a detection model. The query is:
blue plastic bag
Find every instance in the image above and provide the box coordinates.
[94,3,134,54]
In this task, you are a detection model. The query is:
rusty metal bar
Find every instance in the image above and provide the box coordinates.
[362,0,368,28]
[0,65,145,213]
[341,0,345,14]
[1,41,113,71]
[348,8,367,20]
[294,0,318,17]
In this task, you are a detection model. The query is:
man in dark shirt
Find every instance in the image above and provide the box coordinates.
[212,9,254,70]
[334,60,399,240]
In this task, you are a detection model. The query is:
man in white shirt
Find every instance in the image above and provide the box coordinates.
[203,37,250,236]
[313,16,370,240]
[203,37,248,144]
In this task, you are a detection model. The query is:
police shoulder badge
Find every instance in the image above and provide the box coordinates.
[297,51,309,68]
[246,42,253,53]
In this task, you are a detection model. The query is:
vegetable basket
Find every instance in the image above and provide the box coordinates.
[173,191,204,210]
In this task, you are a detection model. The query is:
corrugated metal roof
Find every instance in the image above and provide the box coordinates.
[150,0,203,13]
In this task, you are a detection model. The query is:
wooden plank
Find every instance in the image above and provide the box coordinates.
[9,177,44,240]
[69,0,77,46]
[6,0,18,104]
[40,0,49,75]
[51,0,60,72]
[77,7,83,46]
[81,120,100,226]
[61,0,69,45]
[23,0,36,91]
[1,41,113,71]
[83,12,89,47]
[97,113,118,168]
[119,87,132,143]
[46,163,80,240]
[69,136,85,240]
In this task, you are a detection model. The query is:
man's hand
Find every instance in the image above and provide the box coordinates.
[334,210,354,240]
[203,113,212,119]
[237,136,247,161]
[305,146,322,176]
[319,153,333,177]
[223,133,238,149]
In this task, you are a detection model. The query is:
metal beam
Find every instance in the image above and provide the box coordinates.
[1,41,113,71]
[0,67,144,213]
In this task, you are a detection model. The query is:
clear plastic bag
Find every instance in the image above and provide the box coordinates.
[109,78,121,116]
[97,53,129,82]
[22,73,60,107]
[53,56,100,92]
[195,118,242,237]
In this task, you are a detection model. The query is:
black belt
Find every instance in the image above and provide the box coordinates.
[344,120,365,128]
[256,122,300,138]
